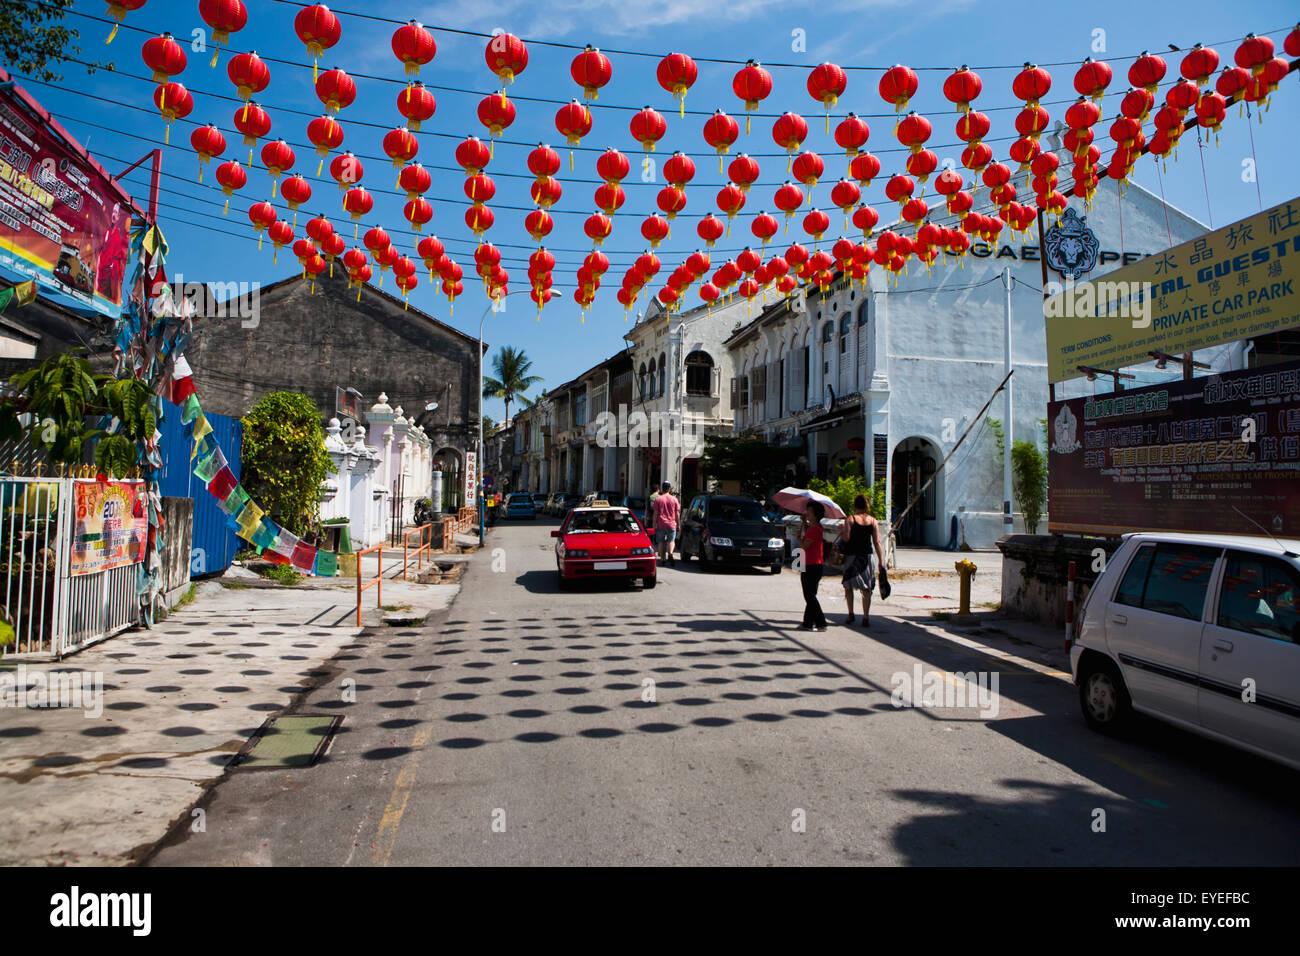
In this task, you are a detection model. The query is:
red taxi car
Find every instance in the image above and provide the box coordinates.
[552,502,656,589]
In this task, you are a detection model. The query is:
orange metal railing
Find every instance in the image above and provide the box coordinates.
[355,542,384,627]
[402,522,434,580]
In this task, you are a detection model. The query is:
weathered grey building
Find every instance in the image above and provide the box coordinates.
[186,270,485,497]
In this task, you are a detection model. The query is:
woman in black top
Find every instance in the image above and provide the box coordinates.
[839,494,885,627]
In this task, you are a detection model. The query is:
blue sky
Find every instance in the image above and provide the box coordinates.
[15,0,1299,418]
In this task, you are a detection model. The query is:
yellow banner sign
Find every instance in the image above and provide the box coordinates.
[1045,196,1300,381]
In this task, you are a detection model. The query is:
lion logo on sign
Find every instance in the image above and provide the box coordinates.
[1044,208,1100,280]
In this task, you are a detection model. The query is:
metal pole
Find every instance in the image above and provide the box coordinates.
[1002,266,1014,535]
[478,309,485,547]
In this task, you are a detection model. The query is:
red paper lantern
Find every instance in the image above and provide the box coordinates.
[597,148,630,185]
[697,213,724,248]
[152,83,192,143]
[363,225,391,255]
[849,152,881,187]
[1180,44,1220,88]
[630,106,667,153]
[657,186,687,220]
[664,152,696,188]
[657,53,698,115]
[530,176,562,209]
[214,160,245,214]
[1013,63,1052,108]
[456,136,491,178]
[641,213,671,248]
[526,209,554,241]
[466,205,494,238]
[835,113,870,157]
[260,138,295,196]
[1234,34,1274,76]
[1119,86,1154,120]
[404,197,433,233]
[306,115,344,174]
[584,212,612,246]
[807,62,847,124]
[397,81,436,131]
[306,215,334,251]
[104,0,146,44]
[955,110,990,145]
[1015,105,1050,141]
[1074,58,1113,101]
[231,101,270,162]
[571,45,612,100]
[527,143,561,181]
[141,32,186,84]
[772,112,808,156]
[383,127,418,168]
[294,4,341,77]
[341,185,371,229]
[555,100,592,164]
[792,151,824,192]
[933,168,963,198]
[961,142,993,175]
[716,183,747,223]
[1195,92,1226,134]
[879,64,918,113]
[190,124,225,182]
[399,162,432,200]
[1128,51,1166,94]
[1166,78,1199,115]
[885,174,914,206]
[774,181,804,223]
[485,33,528,86]
[703,110,740,170]
[281,175,313,222]
[896,111,932,152]
[733,59,773,127]
[802,208,830,240]
[198,0,246,65]
[316,67,356,114]
[901,198,928,226]
[392,20,436,78]
[686,250,711,277]
[344,247,369,274]
[751,212,779,244]
[330,151,363,190]
[905,149,938,183]
[478,92,516,141]
[227,50,269,101]
[464,173,494,205]
[248,200,277,249]
[943,65,982,112]
[594,182,626,215]
[852,203,879,236]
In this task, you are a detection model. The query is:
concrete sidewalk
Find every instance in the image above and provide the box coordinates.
[0,571,455,866]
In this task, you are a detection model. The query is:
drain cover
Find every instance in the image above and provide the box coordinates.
[234,715,341,769]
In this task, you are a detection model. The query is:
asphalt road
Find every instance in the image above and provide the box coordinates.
[148,517,1300,866]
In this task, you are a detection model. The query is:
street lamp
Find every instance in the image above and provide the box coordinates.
[1148,350,1209,379]
[1076,365,1136,391]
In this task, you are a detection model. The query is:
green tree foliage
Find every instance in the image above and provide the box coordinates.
[240,392,333,537]
[0,351,152,477]
[481,346,542,423]
[1011,441,1048,534]
[700,435,799,501]
[0,0,112,83]
[808,460,887,519]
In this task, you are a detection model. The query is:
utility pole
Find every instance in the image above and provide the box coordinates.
[1002,266,1014,536]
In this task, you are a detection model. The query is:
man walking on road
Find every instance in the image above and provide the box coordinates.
[651,481,680,566]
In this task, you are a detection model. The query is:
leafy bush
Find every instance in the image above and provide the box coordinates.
[240,392,333,537]
[257,563,302,586]
[808,462,886,519]
[1011,440,1047,534]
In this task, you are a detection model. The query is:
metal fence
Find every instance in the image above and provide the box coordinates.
[0,477,142,659]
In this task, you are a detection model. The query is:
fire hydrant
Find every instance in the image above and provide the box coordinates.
[955,559,978,620]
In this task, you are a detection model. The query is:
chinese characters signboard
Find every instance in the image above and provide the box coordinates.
[0,82,133,318]
[1047,360,1300,537]
[464,450,477,508]
[70,480,146,576]
[1045,196,1300,381]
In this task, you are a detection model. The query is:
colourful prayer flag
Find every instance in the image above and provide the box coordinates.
[290,540,317,572]
[208,465,237,500]
[313,550,338,577]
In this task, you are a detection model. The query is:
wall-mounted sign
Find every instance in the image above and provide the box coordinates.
[1048,359,1300,537]
[1043,208,1101,280]
[1045,196,1300,382]
[464,450,477,507]
[70,480,146,576]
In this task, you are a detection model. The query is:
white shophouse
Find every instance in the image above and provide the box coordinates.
[725,175,1210,549]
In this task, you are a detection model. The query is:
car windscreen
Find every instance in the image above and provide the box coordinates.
[566,511,640,534]
[710,500,768,523]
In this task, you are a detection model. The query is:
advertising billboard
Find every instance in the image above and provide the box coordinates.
[70,480,147,576]
[1047,359,1300,537]
[1044,196,1300,382]
[0,78,135,318]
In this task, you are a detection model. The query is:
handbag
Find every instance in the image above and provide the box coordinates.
[878,565,891,600]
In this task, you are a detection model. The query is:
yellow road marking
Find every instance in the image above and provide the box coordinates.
[1100,752,1172,788]
[373,727,432,866]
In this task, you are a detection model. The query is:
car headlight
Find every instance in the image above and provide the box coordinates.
[564,549,589,558]
[630,547,654,555]
[767,538,784,549]
[710,537,733,548]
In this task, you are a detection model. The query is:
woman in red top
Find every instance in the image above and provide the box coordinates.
[797,501,828,631]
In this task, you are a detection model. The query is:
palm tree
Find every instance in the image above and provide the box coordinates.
[482,346,543,424]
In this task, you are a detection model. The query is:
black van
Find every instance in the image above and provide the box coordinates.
[680,494,785,573]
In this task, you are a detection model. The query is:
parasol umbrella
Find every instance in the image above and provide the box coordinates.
[773,487,845,520]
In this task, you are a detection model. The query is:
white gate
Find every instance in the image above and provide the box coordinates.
[0,477,143,660]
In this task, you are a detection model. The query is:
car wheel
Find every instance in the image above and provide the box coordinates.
[557,570,571,591]
[699,546,712,570]
[643,576,657,589]
[1078,658,1133,734]
[771,563,782,575]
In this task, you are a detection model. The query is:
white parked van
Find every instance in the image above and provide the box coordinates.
[1071,531,1300,772]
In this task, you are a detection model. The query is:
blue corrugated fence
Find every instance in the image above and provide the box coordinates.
[158,399,243,577]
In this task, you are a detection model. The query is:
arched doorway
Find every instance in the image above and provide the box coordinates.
[891,437,941,547]
[434,447,463,512]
